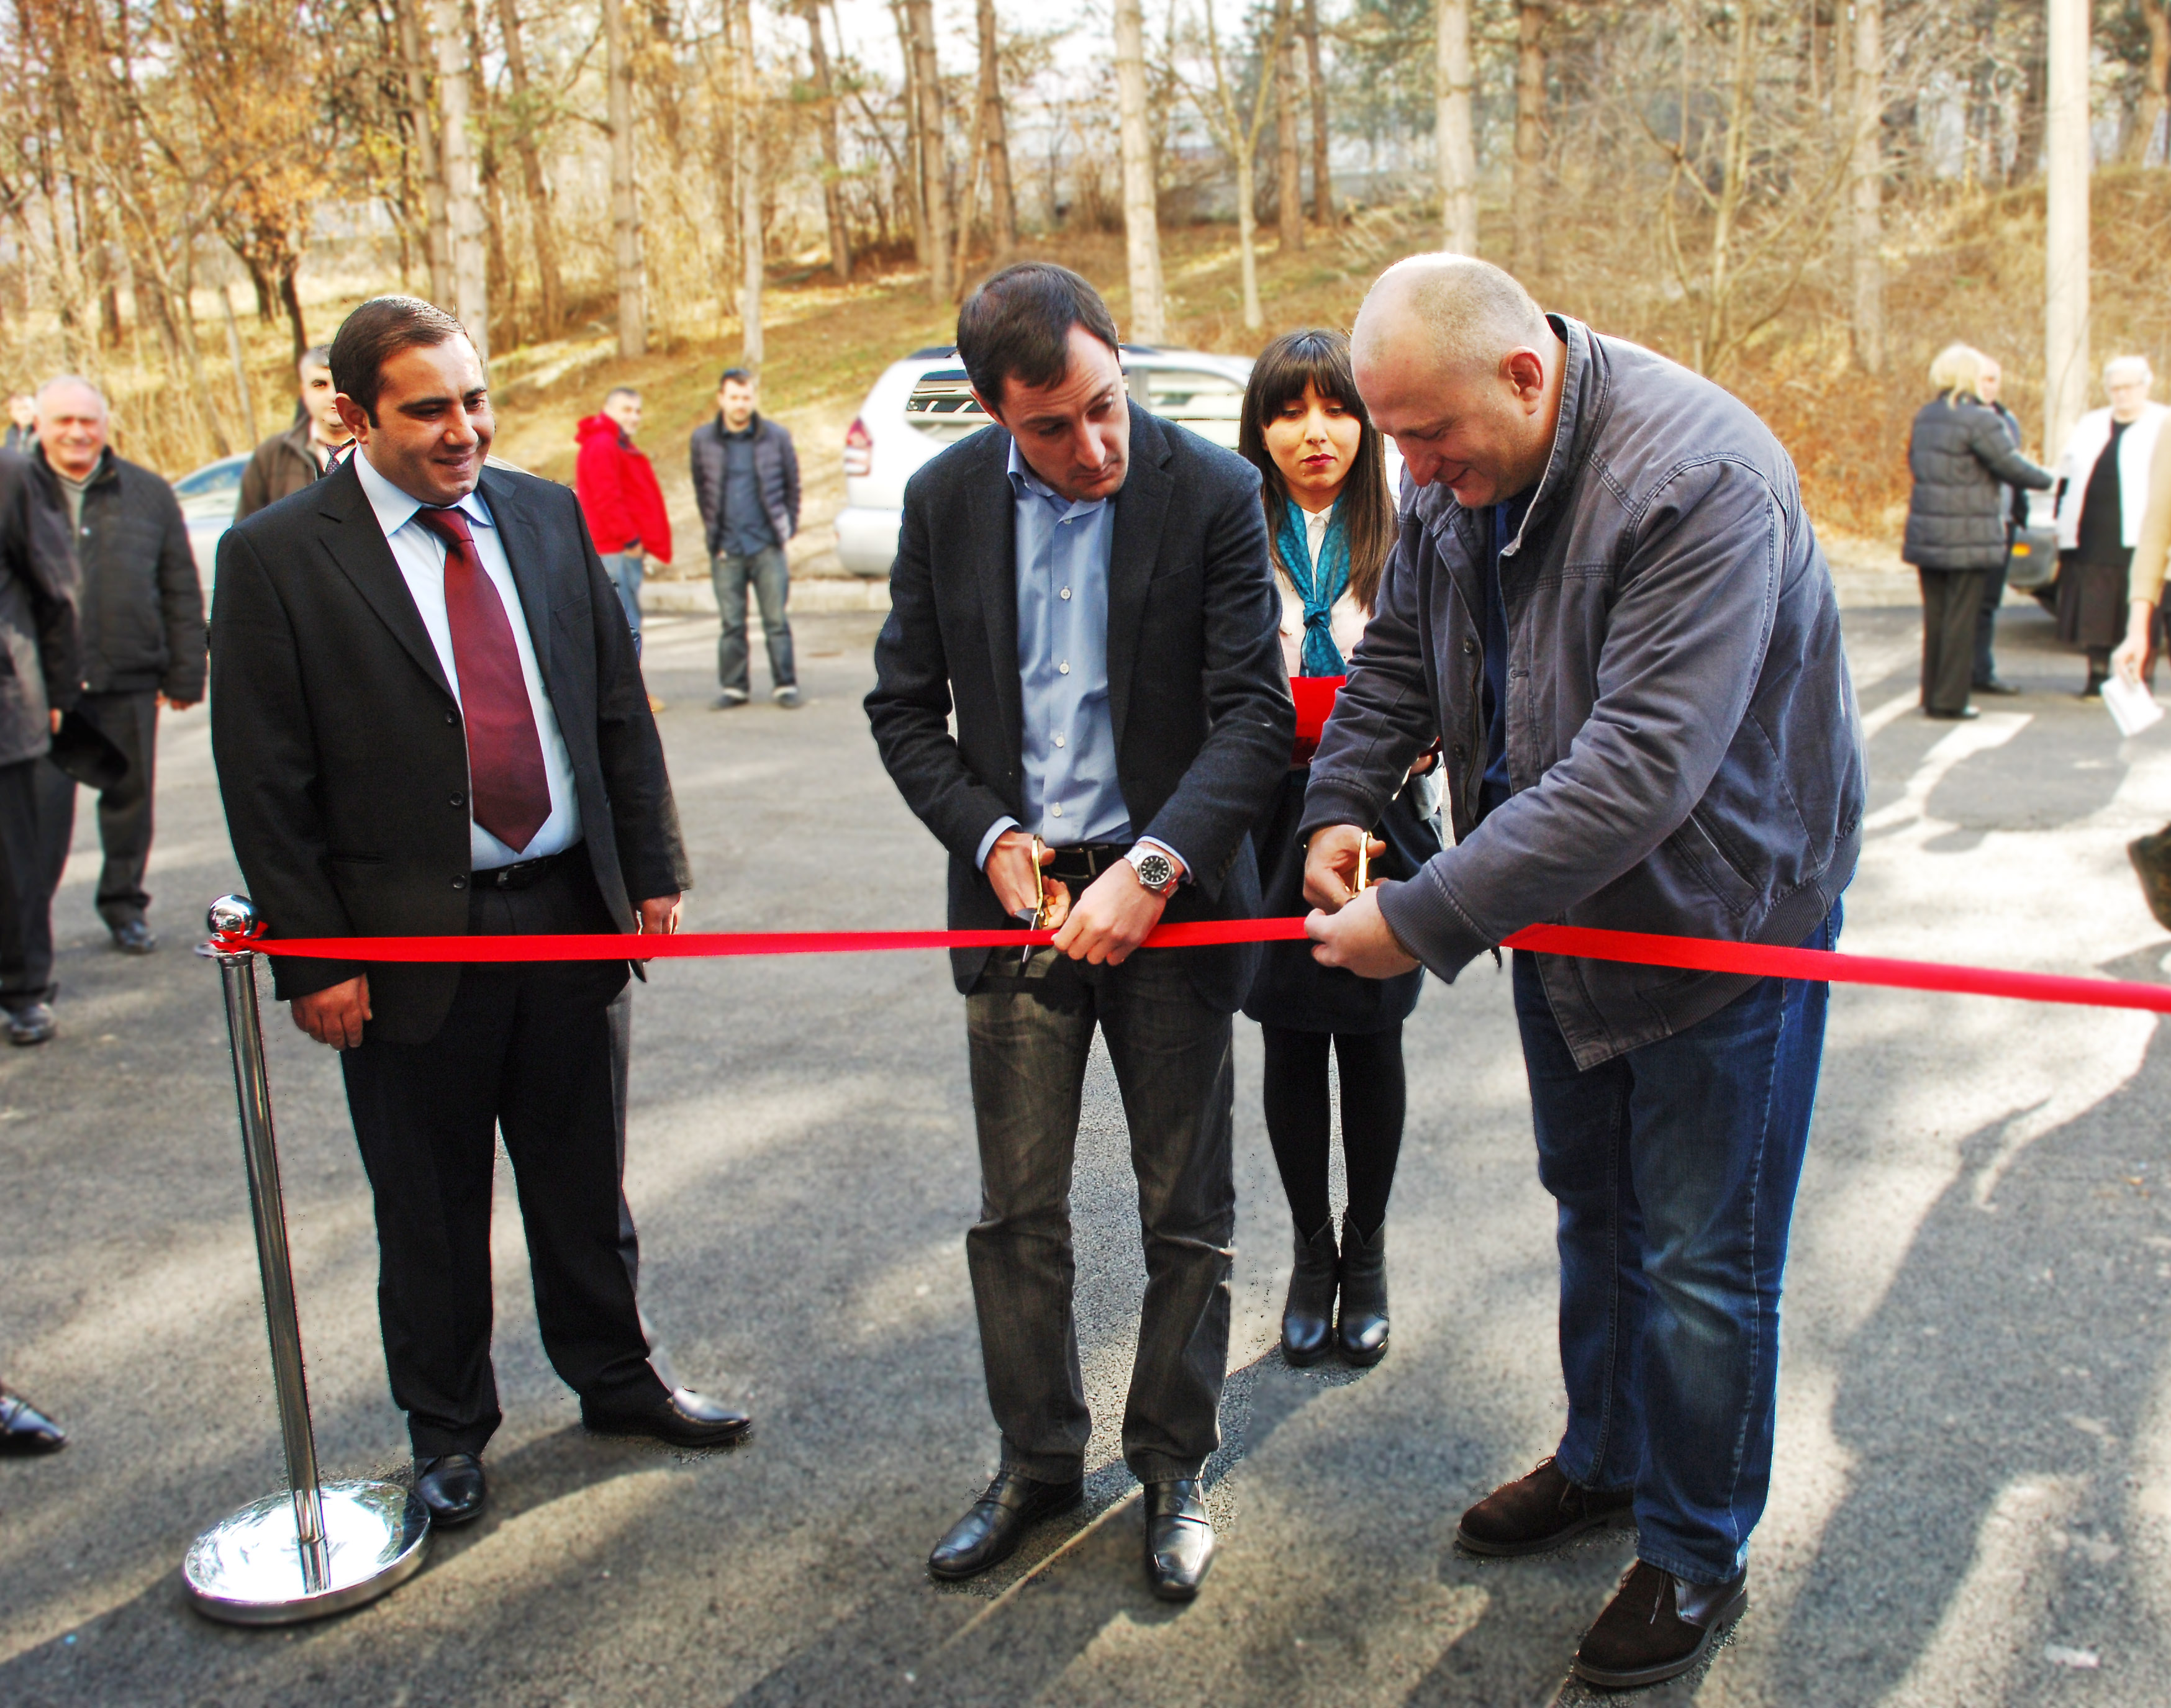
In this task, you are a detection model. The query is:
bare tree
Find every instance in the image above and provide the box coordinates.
[800,0,852,281]
[1302,0,1331,224]
[733,0,763,364]
[430,0,488,362]
[602,0,646,356]
[1436,0,1477,251]
[1274,0,1303,250]
[394,0,450,304]
[972,0,1017,263]
[1847,0,1883,373]
[1192,0,1292,329]
[903,0,951,300]
[2126,0,2169,165]
[494,0,563,333]
[1115,0,1167,340]
[1512,0,1549,278]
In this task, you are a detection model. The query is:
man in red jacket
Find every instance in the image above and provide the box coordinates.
[574,388,670,710]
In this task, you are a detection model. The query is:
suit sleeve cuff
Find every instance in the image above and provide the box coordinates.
[976,817,1020,871]
[1133,836,1190,885]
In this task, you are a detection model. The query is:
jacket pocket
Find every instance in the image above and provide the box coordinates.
[1661,808,1760,917]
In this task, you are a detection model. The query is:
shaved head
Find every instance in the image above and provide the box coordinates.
[1349,254,1564,508]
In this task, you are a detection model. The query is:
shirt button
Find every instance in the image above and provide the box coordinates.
[1060,587,1072,600]
[450,792,465,807]
[451,875,468,891]
[1050,803,1064,818]
[1462,638,1478,655]
[1058,661,1071,675]
[445,710,458,725]
[1053,735,1066,749]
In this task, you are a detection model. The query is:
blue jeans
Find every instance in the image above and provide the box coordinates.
[1513,900,1840,1584]
[602,551,643,653]
[711,544,794,695]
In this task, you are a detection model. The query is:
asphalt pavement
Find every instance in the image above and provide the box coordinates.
[4,591,2170,1706]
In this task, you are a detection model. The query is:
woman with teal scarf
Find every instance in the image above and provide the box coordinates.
[1236,329,1441,1370]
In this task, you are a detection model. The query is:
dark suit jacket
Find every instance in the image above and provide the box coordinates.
[210,456,692,1044]
[865,404,1293,1011]
[0,448,78,767]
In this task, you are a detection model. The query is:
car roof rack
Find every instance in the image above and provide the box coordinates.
[908,345,959,359]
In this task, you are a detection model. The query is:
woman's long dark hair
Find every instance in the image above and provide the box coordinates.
[1236,327,1397,614]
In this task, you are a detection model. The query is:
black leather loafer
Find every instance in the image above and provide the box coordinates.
[1144,1478,1215,1601]
[414,1453,486,1525]
[927,1468,1084,1581]
[0,1385,66,1453]
[1455,1456,1634,1557]
[582,1387,752,1448]
[1572,1560,1747,1688]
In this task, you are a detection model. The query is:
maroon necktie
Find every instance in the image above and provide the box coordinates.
[414,506,553,853]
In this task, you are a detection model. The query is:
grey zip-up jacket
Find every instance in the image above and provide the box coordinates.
[1300,317,1865,1069]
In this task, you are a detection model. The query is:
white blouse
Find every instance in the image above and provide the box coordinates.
[1277,500,1368,678]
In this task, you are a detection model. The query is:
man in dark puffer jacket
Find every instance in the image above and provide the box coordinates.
[30,377,206,954]
[1901,345,2053,718]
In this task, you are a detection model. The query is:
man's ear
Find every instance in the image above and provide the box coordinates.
[334,394,372,441]
[1502,348,1548,405]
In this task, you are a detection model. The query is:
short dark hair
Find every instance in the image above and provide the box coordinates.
[956,263,1120,412]
[329,297,468,423]
[604,385,640,405]
[717,367,754,390]
[298,343,332,373]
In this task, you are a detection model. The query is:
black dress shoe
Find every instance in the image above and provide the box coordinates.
[582,1386,751,1448]
[928,1467,1084,1580]
[0,1385,66,1453]
[414,1453,486,1525]
[1281,1219,1338,1366]
[6,1002,55,1046]
[1336,1214,1389,1365]
[1923,705,1980,720]
[1144,1478,1215,1601]
[1455,1456,1634,1556]
[1974,677,2022,695]
[110,920,156,955]
[1572,1560,1747,1688]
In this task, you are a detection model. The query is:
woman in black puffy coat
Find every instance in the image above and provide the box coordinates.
[1902,343,2054,719]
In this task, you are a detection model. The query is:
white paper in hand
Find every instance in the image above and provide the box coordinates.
[2103,672,2165,737]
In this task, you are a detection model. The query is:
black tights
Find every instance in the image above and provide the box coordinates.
[1261,1024,1405,1239]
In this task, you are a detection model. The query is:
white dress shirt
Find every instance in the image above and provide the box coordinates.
[353,450,581,867]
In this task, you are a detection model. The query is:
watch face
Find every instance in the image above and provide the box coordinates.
[1135,851,1175,890]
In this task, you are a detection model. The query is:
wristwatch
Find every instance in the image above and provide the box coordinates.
[1125,844,1179,896]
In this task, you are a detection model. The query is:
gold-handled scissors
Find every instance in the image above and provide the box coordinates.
[1353,836,1369,896]
[1020,834,1049,970]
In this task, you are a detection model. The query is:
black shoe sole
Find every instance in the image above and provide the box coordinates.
[1454,1503,1633,1558]
[1338,1334,1388,1367]
[584,1415,752,1448]
[1569,1588,1747,1688]
[927,1484,1085,1581]
[420,1498,486,1528]
[1281,1334,1332,1367]
[1147,1567,1208,1602]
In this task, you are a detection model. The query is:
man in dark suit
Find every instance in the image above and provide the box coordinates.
[866,264,1291,1601]
[211,297,748,1530]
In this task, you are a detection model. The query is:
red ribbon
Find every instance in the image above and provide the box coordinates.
[209,918,2171,1016]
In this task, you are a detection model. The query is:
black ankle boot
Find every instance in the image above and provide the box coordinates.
[1337,1216,1389,1365]
[1281,1220,1339,1367]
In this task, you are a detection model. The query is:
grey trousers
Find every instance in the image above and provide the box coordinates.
[711,545,794,695]
[963,947,1236,1484]
[38,689,158,929]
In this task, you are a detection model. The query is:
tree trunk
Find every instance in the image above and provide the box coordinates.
[974,0,1017,260]
[891,1,933,270]
[1436,0,1477,251]
[2045,0,2090,453]
[1303,0,1332,224]
[432,0,489,363]
[904,0,953,300]
[220,282,258,444]
[1113,0,1167,340]
[2129,0,2169,165]
[1235,152,1262,330]
[802,1,853,281]
[1511,0,1548,278]
[495,0,565,332]
[395,0,451,306]
[1847,0,1883,374]
[734,0,764,364]
[1274,0,1304,250]
[603,0,647,356]
[278,265,309,361]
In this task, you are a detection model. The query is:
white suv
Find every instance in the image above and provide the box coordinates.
[833,345,1254,577]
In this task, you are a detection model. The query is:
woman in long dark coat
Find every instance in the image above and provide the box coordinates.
[1236,329,1440,1368]
[1901,343,2053,719]
[2055,356,2168,697]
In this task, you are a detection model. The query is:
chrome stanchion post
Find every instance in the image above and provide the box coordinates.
[184,895,430,1625]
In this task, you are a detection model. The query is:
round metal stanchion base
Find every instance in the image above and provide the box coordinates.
[185,1479,430,1625]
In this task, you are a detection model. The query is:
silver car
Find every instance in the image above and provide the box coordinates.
[834,345,1254,577]
[172,451,250,584]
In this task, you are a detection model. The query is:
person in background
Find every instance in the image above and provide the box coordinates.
[2055,355,2168,698]
[1233,328,1438,1370]
[690,368,800,709]
[4,394,36,456]
[574,386,669,712]
[236,344,351,520]
[30,376,205,956]
[1901,343,2052,720]
[1972,356,2028,696]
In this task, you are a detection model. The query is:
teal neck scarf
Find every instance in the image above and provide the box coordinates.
[1276,497,1351,676]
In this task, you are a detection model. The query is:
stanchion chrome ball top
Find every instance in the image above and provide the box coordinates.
[186,1478,430,1625]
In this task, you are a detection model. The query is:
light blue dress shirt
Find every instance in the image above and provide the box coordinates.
[974,438,1185,878]
[353,451,581,867]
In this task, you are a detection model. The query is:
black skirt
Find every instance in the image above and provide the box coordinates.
[1241,766,1442,1034]
[2057,551,2132,651]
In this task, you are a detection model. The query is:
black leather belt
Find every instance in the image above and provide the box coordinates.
[474,843,581,892]
[1041,842,1128,885]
